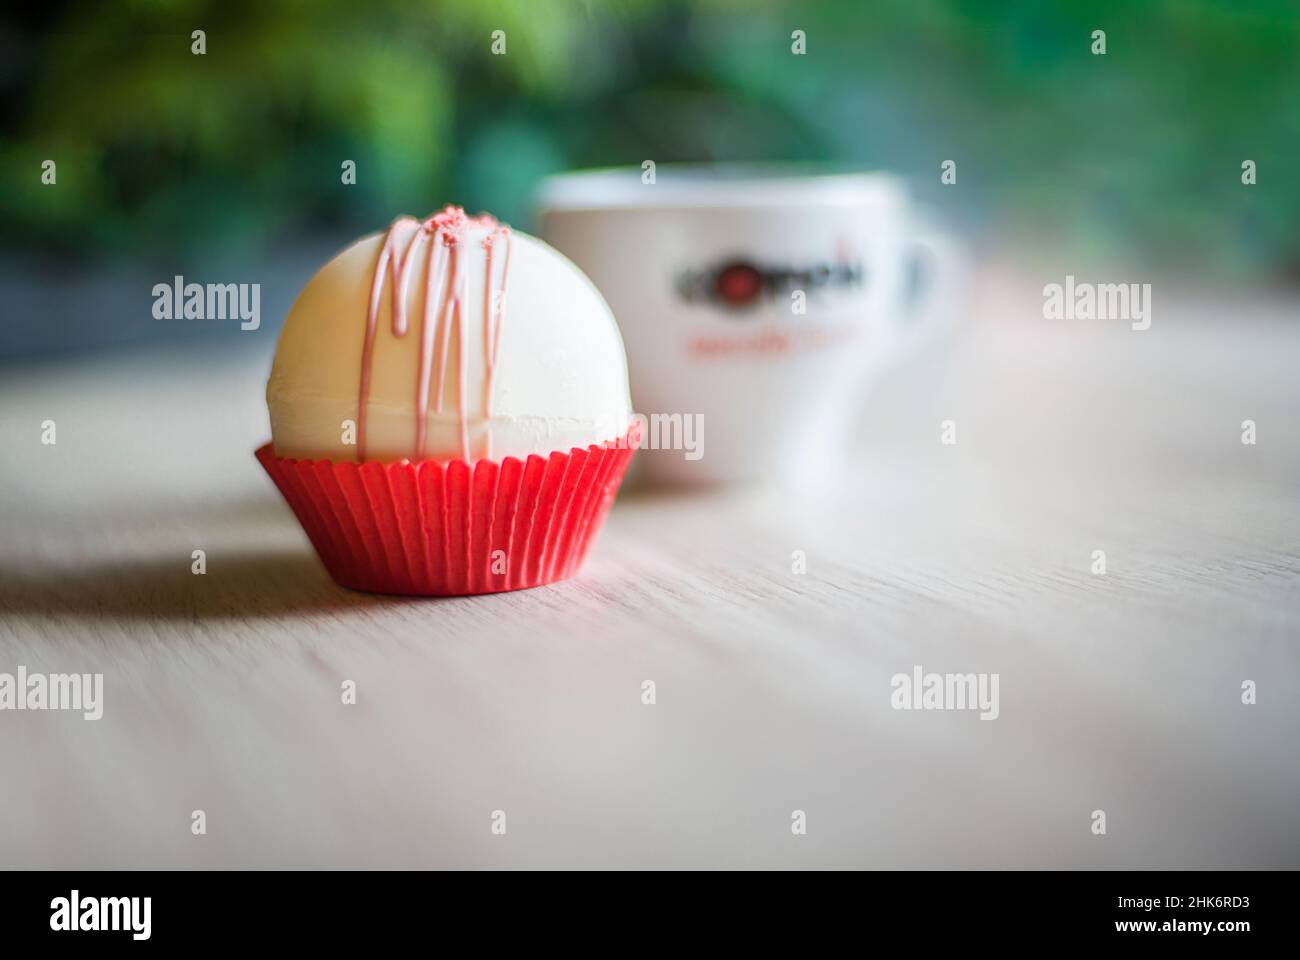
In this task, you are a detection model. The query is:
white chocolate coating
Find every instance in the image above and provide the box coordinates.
[267,221,632,463]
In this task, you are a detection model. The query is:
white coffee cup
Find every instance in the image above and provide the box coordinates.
[538,165,957,486]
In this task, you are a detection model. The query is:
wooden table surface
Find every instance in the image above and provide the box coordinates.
[1,265,1297,869]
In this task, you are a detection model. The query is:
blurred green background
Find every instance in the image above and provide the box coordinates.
[1,0,1296,357]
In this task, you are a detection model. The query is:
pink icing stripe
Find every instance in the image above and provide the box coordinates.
[355,207,505,463]
[481,239,494,414]
[432,240,459,416]
[481,228,512,460]
[358,216,416,460]
[454,268,470,461]
[491,232,512,371]
[414,234,449,461]
[392,224,428,337]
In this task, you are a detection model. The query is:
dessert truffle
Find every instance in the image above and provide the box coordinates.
[257,206,637,596]
[268,206,631,462]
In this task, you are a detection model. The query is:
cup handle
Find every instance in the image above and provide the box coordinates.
[889,220,963,360]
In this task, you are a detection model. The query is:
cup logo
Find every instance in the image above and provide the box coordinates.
[714,262,765,306]
[676,256,865,310]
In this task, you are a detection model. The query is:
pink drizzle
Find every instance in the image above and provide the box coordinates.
[357,207,511,462]
[481,227,512,460]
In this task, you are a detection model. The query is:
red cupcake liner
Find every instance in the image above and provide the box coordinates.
[256,429,637,596]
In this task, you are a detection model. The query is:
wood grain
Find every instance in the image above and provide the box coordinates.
[1,267,1297,868]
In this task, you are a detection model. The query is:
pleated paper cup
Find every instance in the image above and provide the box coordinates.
[255,429,637,596]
